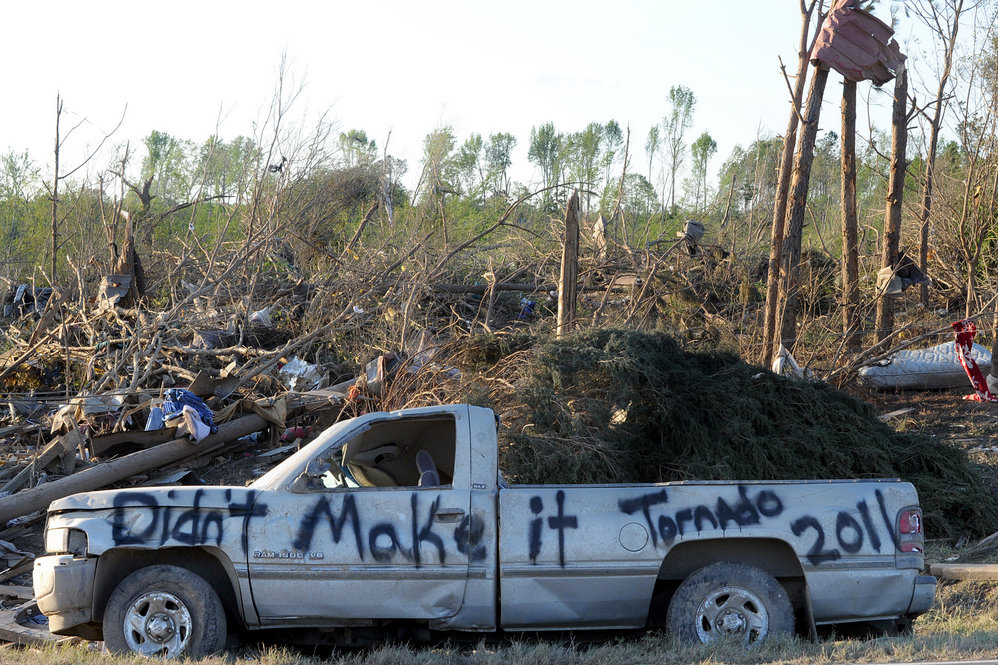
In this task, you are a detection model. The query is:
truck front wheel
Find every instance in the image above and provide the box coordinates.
[666,562,793,645]
[104,564,227,658]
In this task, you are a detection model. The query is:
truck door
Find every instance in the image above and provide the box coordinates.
[245,409,473,623]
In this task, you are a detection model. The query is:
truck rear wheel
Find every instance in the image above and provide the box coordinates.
[666,562,793,645]
[104,564,227,659]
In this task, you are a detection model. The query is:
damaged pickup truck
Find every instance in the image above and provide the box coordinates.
[34,404,935,658]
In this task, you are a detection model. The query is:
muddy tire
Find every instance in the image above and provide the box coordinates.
[666,562,793,645]
[104,564,226,658]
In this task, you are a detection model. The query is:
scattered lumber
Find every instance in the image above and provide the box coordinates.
[0,585,32,600]
[0,431,82,495]
[0,601,58,646]
[0,560,33,584]
[0,413,267,526]
[929,564,998,581]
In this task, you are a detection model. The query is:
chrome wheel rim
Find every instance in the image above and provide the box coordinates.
[123,591,192,657]
[695,585,769,644]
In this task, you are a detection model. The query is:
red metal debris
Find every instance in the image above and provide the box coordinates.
[810,0,905,86]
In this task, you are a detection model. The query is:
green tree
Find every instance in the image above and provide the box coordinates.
[0,151,44,277]
[528,122,564,208]
[686,131,717,212]
[644,125,662,210]
[662,85,696,211]
[140,130,194,206]
[197,135,258,203]
[601,119,624,189]
[339,129,377,168]
[418,126,457,201]
[567,123,605,211]
[455,133,486,202]
[485,132,516,198]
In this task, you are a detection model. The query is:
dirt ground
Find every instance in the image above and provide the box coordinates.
[855,383,998,563]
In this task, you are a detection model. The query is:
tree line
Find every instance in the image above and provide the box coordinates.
[0,0,994,373]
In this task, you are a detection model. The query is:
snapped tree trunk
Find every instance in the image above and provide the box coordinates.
[557,190,580,337]
[762,2,822,366]
[875,63,909,344]
[777,65,831,351]
[841,79,862,354]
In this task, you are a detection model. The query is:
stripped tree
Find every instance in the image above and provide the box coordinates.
[762,0,824,366]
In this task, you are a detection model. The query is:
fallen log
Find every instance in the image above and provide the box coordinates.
[0,413,268,526]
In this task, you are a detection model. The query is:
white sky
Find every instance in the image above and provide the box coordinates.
[1,1,949,191]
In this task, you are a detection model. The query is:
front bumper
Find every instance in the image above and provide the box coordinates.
[33,554,97,636]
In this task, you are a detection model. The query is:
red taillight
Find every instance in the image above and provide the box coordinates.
[897,508,924,559]
[899,510,922,535]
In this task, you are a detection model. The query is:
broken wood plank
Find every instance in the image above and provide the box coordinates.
[0,431,81,495]
[0,560,33,584]
[879,407,916,421]
[929,563,998,581]
[88,426,178,457]
[0,585,33,600]
[0,601,58,646]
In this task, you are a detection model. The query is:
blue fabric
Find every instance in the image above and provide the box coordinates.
[162,388,217,433]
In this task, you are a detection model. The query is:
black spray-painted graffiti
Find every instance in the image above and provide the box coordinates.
[789,489,899,565]
[617,485,901,566]
[527,490,579,567]
[455,514,487,562]
[292,492,457,565]
[618,485,784,548]
[111,489,486,567]
[111,489,268,556]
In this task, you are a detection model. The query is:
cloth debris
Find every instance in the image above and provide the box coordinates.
[953,319,998,403]
[161,389,216,434]
[164,405,211,443]
[772,343,812,379]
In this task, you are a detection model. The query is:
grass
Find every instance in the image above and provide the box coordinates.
[6,581,998,665]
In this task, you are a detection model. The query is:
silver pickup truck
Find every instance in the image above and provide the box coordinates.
[34,404,935,658]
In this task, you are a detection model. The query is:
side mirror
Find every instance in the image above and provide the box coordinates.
[305,460,331,477]
[289,460,331,493]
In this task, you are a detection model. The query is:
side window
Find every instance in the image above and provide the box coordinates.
[314,415,457,490]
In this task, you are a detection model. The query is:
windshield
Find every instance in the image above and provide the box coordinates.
[249,417,360,490]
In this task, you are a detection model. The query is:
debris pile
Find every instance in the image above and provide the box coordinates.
[0,276,444,639]
[457,328,998,540]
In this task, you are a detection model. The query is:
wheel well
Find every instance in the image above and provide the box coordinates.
[93,547,242,628]
[647,538,810,634]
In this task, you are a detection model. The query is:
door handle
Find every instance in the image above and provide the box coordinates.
[434,508,466,523]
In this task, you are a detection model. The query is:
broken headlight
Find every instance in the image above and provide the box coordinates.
[45,527,88,555]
